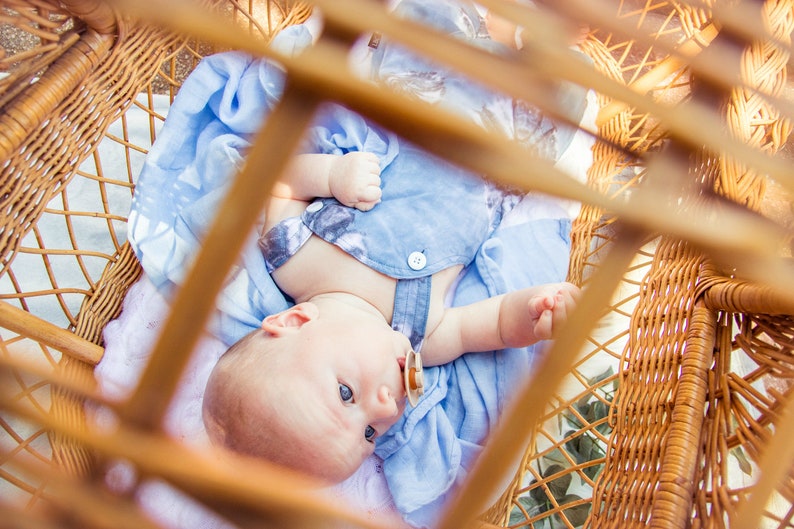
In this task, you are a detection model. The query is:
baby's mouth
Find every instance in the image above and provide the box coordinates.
[402,350,424,407]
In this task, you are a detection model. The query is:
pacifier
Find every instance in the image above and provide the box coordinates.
[403,349,424,407]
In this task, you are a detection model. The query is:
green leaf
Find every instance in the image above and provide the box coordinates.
[578,434,599,462]
[556,494,591,527]
[565,431,600,463]
[542,463,567,479]
[508,504,526,525]
[564,409,585,430]
[575,393,593,414]
[731,446,753,476]
[591,401,610,422]
[544,464,572,499]
[510,496,542,525]
[541,447,571,468]
[529,478,548,504]
[520,486,552,520]
[595,416,614,436]
[564,432,581,457]
[583,460,605,481]
[564,432,606,480]
[586,366,615,387]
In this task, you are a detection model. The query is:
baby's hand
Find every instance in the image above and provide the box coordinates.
[527,282,580,341]
[329,152,382,211]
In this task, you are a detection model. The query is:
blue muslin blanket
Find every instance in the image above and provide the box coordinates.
[127,10,588,527]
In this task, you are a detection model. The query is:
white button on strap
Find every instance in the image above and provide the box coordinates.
[407,251,427,271]
[306,201,323,213]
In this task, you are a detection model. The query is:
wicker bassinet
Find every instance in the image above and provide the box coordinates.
[2,0,794,527]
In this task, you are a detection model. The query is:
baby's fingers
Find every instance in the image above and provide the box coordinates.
[354,152,381,177]
[531,292,572,340]
[546,291,575,335]
[533,309,554,341]
[558,282,582,304]
[353,185,382,211]
[528,294,555,319]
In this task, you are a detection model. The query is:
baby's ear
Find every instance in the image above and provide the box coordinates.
[260,302,318,336]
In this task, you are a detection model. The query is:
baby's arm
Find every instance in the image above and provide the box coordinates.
[421,282,580,366]
[270,152,382,211]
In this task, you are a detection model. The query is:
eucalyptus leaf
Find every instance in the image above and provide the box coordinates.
[731,446,753,476]
[529,478,549,504]
[509,496,539,525]
[556,494,591,527]
[544,464,572,499]
[586,366,615,386]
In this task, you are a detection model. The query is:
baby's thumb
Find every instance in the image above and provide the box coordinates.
[534,309,554,340]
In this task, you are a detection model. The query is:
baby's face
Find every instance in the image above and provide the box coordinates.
[273,312,411,479]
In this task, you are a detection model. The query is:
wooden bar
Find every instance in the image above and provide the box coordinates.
[651,302,716,529]
[60,0,119,35]
[0,29,113,162]
[703,277,794,315]
[0,301,104,365]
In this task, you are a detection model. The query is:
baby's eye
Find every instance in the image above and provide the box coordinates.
[339,383,354,403]
[365,425,376,443]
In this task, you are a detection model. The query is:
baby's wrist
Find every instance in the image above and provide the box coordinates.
[328,156,346,199]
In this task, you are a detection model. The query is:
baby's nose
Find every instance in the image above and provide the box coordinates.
[373,385,398,419]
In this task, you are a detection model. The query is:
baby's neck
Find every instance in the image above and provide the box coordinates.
[309,292,389,323]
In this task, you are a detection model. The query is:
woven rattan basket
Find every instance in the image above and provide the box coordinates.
[2,0,794,528]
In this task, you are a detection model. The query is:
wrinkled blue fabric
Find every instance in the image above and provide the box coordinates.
[128,8,575,528]
[263,144,510,280]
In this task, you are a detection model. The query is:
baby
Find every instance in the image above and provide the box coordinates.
[202,134,580,483]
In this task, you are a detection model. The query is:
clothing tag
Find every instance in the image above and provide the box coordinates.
[368,32,381,49]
